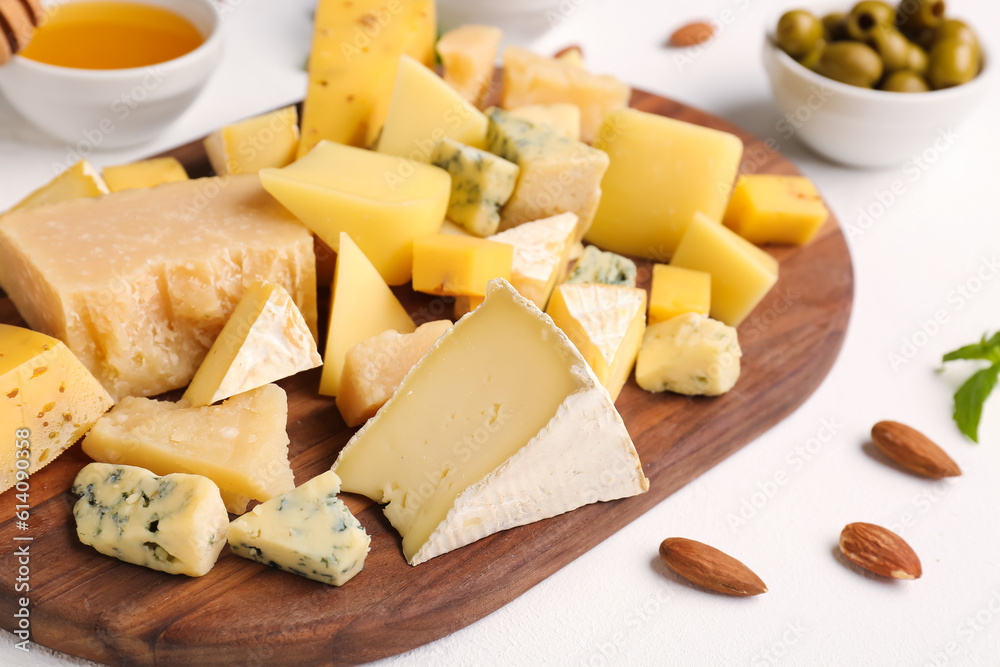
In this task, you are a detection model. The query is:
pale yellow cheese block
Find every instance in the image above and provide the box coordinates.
[81,384,294,514]
[9,160,108,211]
[260,141,450,286]
[635,313,742,396]
[437,24,503,109]
[0,324,114,494]
[320,233,416,397]
[670,213,778,327]
[183,281,322,407]
[723,174,829,246]
[0,176,317,400]
[336,320,453,427]
[648,264,711,324]
[508,104,581,141]
[411,234,513,298]
[102,158,189,192]
[586,108,744,258]
[298,0,436,155]
[204,106,299,175]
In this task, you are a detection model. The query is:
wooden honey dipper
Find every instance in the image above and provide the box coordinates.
[0,0,45,66]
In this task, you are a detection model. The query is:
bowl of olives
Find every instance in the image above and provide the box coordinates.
[763,0,991,167]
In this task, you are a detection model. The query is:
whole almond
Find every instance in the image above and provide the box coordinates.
[669,21,715,47]
[839,523,922,580]
[871,421,961,478]
[658,538,767,596]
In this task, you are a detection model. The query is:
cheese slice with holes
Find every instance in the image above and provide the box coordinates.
[332,279,648,565]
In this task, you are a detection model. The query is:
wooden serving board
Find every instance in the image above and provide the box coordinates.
[0,88,853,666]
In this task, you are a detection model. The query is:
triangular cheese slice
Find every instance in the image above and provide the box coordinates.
[183,280,322,407]
[320,233,416,396]
[546,284,647,402]
[333,279,648,565]
[11,159,109,211]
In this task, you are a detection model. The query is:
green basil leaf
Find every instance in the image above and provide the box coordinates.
[953,363,1000,443]
[943,331,1000,364]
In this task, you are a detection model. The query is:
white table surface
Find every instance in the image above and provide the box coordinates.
[2,1,999,665]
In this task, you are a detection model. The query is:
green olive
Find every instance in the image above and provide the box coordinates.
[906,41,929,74]
[846,1,896,40]
[867,26,911,71]
[880,70,930,92]
[777,10,824,58]
[822,12,849,41]
[935,19,979,52]
[819,41,885,87]
[799,39,827,71]
[927,37,979,88]
[896,0,946,35]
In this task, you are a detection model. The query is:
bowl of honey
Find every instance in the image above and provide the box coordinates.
[0,0,223,148]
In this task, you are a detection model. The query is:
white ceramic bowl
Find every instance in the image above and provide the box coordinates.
[762,12,991,168]
[0,0,223,148]
[437,0,564,37]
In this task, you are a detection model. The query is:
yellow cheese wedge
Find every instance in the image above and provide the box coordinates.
[298,0,436,155]
[546,284,647,401]
[412,234,513,297]
[556,47,585,68]
[204,106,299,175]
[260,141,450,286]
[81,384,294,514]
[670,213,778,327]
[0,324,114,494]
[508,104,581,141]
[501,46,631,144]
[437,24,503,108]
[183,281,322,407]
[337,320,453,427]
[376,55,489,160]
[333,279,648,565]
[9,160,108,211]
[649,264,711,324]
[723,175,830,246]
[0,176,317,400]
[585,108,744,258]
[635,313,742,396]
[102,158,189,192]
[321,233,416,397]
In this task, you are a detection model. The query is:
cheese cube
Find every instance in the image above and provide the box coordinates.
[501,46,631,144]
[9,160,108,211]
[377,55,489,160]
[670,213,779,327]
[635,313,741,396]
[546,284,647,402]
[183,281,322,407]
[228,471,371,586]
[649,264,711,324]
[204,106,299,176]
[337,320,453,427]
[585,109,744,258]
[102,158,189,192]
[0,176,317,400]
[723,175,830,246]
[486,108,609,239]
[298,0,435,155]
[260,141,450,286]
[430,138,519,237]
[0,325,114,493]
[565,245,637,287]
[81,384,294,514]
[412,234,513,297]
[437,24,503,108]
[333,279,649,565]
[508,104,581,141]
[72,463,228,577]
[321,233,416,397]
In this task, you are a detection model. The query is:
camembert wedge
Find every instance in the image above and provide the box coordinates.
[333,279,649,566]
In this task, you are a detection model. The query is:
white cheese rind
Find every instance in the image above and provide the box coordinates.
[71,463,228,577]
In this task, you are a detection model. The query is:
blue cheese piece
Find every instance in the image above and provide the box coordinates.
[227,470,370,586]
[566,245,637,287]
[635,313,742,396]
[430,138,519,237]
[485,108,609,240]
[71,463,228,577]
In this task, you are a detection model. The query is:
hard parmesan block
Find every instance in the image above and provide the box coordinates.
[228,471,370,586]
[0,175,317,400]
[565,245,637,287]
[102,158,188,192]
[337,320,453,427]
[81,384,295,515]
[204,106,299,175]
[486,108,609,240]
[1,324,114,494]
[635,313,741,396]
[430,138,519,237]
[437,24,503,109]
[72,463,228,577]
[508,104,581,141]
[9,160,108,211]
[501,46,631,144]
